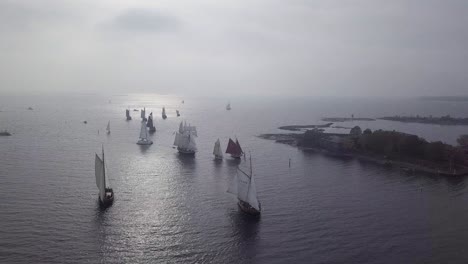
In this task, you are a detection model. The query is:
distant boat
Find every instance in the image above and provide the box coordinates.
[83,121,88,124]
[126,109,132,120]
[133,109,139,112]
[106,121,111,134]
[27,107,33,110]
[141,107,147,121]
[137,121,153,145]
[147,113,156,133]
[0,130,11,136]
[226,103,231,111]
[226,138,243,158]
[227,155,261,216]
[162,107,167,119]
[213,138,223,160]
[176,110,180,117]
[182,100,184,104]
[95,146,114,207]
[174,121,197,154]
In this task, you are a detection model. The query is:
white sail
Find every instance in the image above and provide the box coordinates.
[187,133,197,151]
[173,132,181,146]
[95,154,106,202]
[106,121,110,133]
[139,121,147,139]
[213,139,223,157]
[179,122,184,133]
[247,173,260,210]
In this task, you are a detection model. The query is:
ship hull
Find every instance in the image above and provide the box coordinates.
[178,147,196,155]
[238,200,260,216]
[99,188,114,207]
[137,139,153,145]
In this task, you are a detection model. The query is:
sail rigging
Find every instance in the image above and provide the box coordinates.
[213,139,223,158]
[226,138,243,157]
[95,152,106,202]
[227,160,260,211]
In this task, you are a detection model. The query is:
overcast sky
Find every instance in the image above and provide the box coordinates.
[0,0,467,97]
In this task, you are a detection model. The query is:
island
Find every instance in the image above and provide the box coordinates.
[322,117,375,122]
[278,123,333,131]
[260,126,468,176]
[420,96,468,102]
[379,115,468,125]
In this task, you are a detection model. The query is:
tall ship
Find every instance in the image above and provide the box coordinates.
[174,121,197,154]
[95,147,114,207]
[126,109,132,120]
[227,155,261,216]
[213,139,223,160]
[137,121,153,145]
[147,113,156,133]
[162,107,167,119]
[226,138,243,158]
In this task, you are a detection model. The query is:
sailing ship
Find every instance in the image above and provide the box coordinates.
[162,107,167,119]
[213,139,223,160]
[95,147,114,207]
[174,121,197,154]
[137,121,153,145]
[106,121,111,134]
[126,109,132,120]
[227,155,261,216]
[147,112,156,133]
[141,107,147,121]
[226,138,243,158]
[226,102,231,110]
[176,110,180,117]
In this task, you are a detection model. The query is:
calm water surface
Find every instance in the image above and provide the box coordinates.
[1,95,468,263]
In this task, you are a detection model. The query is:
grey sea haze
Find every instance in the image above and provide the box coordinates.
[1,94,468,263]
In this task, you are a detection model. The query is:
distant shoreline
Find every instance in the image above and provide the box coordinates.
[379,115,468,126]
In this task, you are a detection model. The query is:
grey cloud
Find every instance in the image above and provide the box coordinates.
[109,8,180,33]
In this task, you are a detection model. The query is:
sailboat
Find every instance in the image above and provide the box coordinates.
[227,155,261,216]
[137,121,153,145]
[226,138,243,158]
[226,102,231,110]
[162,107,167,119]
[126,109,132,120]
[106,121,111,134]
[147,113,156,133]
[141,107,147,121]
[176,110,180,117]
[95,147,114,206]
[213,139,223,160]
[174,121,197,154]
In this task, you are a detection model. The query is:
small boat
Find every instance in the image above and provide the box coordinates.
[141,107,147,121]
[213,138,223,160]
[176,110,180,117]
[147,112,156,133]
[133,109,139,112]
[226,102,231,111]
[106,121,111,134]
[162,107,167,119]
[182,100,184,104]
[227,155,261,216]
[95,146,114,207]
[0,130,11,136]
[126,109,132,120]
[83,121,88,124]
[27,107,33,110]
[226,138,243,159]
[137,121,153,145]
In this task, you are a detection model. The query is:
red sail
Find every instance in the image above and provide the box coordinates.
[226,138,240,156]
